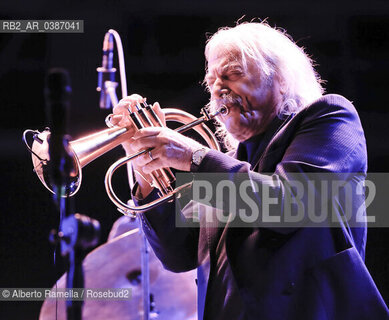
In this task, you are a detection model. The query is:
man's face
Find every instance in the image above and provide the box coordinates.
[206,52,283,142]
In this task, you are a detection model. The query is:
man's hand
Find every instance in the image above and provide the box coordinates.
[111,94,165,155]
[130,126,206,173]
[111,93,206,198]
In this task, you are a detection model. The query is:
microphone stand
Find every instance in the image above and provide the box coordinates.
[139,217,151,320]
[50,138,100,320]
[97,29,152,320]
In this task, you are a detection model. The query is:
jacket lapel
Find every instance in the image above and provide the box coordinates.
[255,113,296,172]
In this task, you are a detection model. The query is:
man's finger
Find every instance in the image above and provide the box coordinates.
[142,158,164,175]
[152,102,166,126]
[133,127,163,139]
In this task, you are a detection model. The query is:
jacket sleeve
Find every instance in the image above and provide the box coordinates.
[133,188,201,272]
[191,94,367,232]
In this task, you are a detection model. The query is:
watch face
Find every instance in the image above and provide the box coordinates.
[193,152,201,165]
[193,148,205,166]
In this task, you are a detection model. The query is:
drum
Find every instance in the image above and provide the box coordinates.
[40,217,197,319]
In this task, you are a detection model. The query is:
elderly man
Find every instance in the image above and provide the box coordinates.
[113,22,388,319]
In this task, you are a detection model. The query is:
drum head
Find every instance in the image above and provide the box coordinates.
[40,218,197,320]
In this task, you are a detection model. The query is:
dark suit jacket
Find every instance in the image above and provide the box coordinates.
[137,94,389,319]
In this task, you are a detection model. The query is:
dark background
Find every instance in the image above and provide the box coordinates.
[1,0,389,318]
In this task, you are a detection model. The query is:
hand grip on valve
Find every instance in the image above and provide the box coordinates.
[124,102,175,196]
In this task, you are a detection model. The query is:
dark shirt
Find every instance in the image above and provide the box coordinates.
[237,114,290,170]
[206,129,267,320]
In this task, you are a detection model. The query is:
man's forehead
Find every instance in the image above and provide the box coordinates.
[207,53,242,72]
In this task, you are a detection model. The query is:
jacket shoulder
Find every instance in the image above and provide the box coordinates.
[300,94,360,123]
[267,94,367,174]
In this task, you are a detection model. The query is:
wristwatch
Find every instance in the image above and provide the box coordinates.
[190,147,209,171]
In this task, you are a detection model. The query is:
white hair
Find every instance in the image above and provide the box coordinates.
[204,21,324,150]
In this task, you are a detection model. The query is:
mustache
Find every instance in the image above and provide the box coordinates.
[211,93,244,113]
[220,93,243,108]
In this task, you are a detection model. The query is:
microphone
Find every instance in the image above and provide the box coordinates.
[44,68,75,192]
[97,32,116,109]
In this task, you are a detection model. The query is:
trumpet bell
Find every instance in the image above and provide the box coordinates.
[24,124,133,197]
[27,129,81,196]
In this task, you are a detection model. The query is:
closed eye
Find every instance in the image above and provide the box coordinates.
[225,70,243,80]
[205,67,243,89]
[219,70,242,83]
[205,75,216,88]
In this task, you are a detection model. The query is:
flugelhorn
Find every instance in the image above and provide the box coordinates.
[23,103,226,213]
